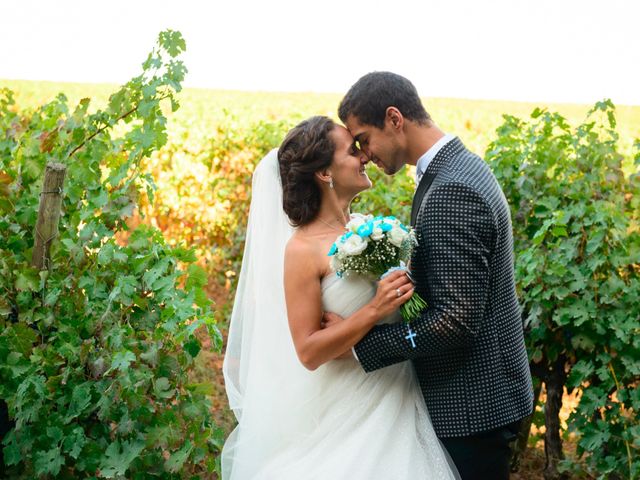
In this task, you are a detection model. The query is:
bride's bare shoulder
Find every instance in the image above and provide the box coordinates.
[284,232,324,274]
[285,232,314,260]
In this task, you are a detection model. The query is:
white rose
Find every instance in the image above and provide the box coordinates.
[341,234,368,256]
[370,226,385,241]
[347,217,365,234]
[388,226,408,248]
[346,213,371,234]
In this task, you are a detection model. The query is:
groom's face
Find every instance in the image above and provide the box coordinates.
[345,115,404,175]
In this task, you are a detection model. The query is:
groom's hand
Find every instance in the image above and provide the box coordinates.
[335,349,356,359]
[321,312,358,360]
[320,311,345,329]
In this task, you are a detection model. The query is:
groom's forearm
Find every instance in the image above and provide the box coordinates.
[353,323,407,371]
[354,302,485,371]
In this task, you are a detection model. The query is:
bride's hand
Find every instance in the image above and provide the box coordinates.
[368,270,414,321]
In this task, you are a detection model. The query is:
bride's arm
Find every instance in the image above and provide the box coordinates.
[284,239,413,371]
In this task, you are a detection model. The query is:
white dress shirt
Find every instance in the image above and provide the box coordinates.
[415,134,456,184]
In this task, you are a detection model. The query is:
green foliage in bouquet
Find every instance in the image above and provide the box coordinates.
[486,100,640,478]
[0,31,223,478]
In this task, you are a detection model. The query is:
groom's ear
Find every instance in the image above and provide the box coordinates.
[385,107,404,131]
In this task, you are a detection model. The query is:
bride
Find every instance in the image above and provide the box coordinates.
[222,116,458,479]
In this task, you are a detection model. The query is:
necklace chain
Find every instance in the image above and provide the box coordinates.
[317,216,347,232]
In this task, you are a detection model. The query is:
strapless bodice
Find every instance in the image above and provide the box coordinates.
[321,273,401,325]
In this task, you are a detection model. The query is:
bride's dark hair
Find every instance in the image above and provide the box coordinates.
[278,116,336,227]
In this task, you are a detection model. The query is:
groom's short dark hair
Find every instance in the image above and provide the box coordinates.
[338,72,431,129]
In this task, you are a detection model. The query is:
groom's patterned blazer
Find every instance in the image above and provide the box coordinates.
[354,137,534,438]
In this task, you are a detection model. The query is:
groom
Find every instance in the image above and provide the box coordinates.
[335,72,534,479]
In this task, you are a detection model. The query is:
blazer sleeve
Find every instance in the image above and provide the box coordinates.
[353,182,497,372]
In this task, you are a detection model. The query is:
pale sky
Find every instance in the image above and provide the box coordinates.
[1,0,639,105]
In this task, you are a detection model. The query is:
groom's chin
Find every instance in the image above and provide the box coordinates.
[382,163,404,176]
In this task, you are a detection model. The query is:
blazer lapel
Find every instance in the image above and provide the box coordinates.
[410,137,465,227]
[411,173,436,226]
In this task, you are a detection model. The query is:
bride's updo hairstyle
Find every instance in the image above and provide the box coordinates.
[278,116,336,227]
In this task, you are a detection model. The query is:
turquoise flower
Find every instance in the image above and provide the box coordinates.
[357,221,374,238]
[379,221,393,232]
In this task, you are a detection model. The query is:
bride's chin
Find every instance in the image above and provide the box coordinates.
[358,182,372,193]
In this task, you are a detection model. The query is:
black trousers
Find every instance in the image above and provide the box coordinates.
[440,420,521,480]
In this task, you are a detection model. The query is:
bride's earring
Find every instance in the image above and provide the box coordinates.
[329,177,334,189]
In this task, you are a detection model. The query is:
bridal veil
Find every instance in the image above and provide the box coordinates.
[222,149,318,478]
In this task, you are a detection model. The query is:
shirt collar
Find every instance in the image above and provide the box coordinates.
[415,133,456,183]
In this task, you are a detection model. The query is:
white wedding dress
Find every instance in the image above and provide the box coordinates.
[222,150,458,480]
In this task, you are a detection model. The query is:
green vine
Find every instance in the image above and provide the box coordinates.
[0,30,223,478]
[486,100,640,479]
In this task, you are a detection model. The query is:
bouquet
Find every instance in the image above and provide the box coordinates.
[327,213,427,322]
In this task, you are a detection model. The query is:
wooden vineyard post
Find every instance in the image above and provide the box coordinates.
[31,162,66,270]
